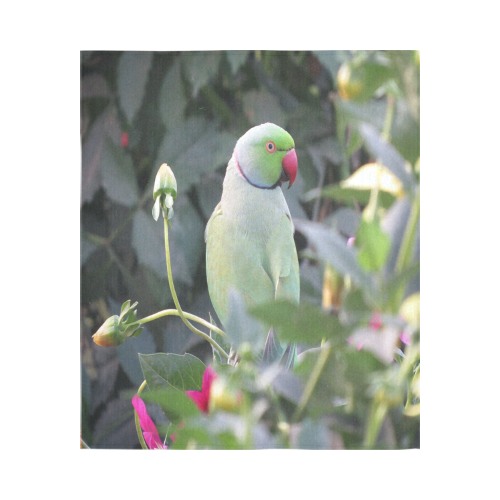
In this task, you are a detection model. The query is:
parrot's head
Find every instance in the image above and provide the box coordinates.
[233,123,298,189]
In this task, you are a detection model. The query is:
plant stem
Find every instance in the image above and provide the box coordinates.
[292,344,332,422]
[134,309,227,338]
[382,94,395,142]
[363,401,388,449]
[134,380,149,450]
[395,188,420,275]
[163,217,229,360]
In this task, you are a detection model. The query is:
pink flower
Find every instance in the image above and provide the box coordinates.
[121,132,129,147]
[185,365,218,414]
[369,311,383,331]
[132,394,167,450]
[400,327,412,346]
[346,312,383,351]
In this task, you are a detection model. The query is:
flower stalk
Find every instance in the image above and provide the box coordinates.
[163,212,229,360]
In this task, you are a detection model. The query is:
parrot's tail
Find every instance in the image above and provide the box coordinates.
[262,327,297,370]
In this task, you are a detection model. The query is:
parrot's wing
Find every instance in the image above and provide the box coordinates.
[264,212,300,303]
[206,205,275,328]
[207,207,299,369]
[262,213,300,368]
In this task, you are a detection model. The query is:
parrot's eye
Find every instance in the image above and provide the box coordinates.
[266,141,276,153]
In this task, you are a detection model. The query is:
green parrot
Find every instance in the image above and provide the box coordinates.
[205,123,300,368]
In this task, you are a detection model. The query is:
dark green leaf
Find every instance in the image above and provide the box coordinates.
[100,138,139,207]
[132,195,204,284]
[243,88,286,127]
[183,51,222,97]
[158,58,185,131]
[297,418,331,449]
[132,209,167,278]
[250,300,344,345]
[294,219,375,295]
[116,326,155,386]
[117,51,153,124]
[313,50,350,82]
[139,352,206,392]
[381,196,419,282]
[81,73,111,99]
[358,122,416,195]
[335,98,387,131]
[391,99,420,166]
[226,290,267,353]
[81,237,98,267]
[195,171,223,219]
[226,50,249,74]
[81,106,120,205]
[295,347,347,416]
[356,218,391,272]
[167,196,204,285]
[341,288,373,324]
[141,388,200,423]
[155,117,237,195]
[305,184,396,209]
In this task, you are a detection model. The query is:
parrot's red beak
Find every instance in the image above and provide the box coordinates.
[281,148,297,188]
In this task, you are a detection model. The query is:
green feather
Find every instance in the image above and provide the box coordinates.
[206,123,300,368]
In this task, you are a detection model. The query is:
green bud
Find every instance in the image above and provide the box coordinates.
[92,315,124,347]
[92,300,143,347]
[152,163,177,221]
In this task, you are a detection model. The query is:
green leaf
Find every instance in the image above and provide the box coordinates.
[304,184,396,209]
[195,172,223,219]
[391,99,420,166]
[356,219,391,272]
[335,98,387,132]
[81,236,98,267]
[155,117,237,196]
[226,50,249,74]
[141,389,200,423]
[250,300,345,345]
[81,106,121,205]
[132,209,167,278]
[167,195,204,285]
[119,299,132,318]
[313,50,349,82]
[117,51,153,124]
[100,138,139,207]
[132,195,204,284]
[294,219,375,295]
[158,58,185,131]
[116,326,155,386]
[183,51,222,97]
[139,352,206,393]
[242,88,286,127]
[297,418,332,449]
[295,347,347,416]
[358,122,416,195]
[80,73,111,99]
[226,290,267,354]
[341,288,373,324]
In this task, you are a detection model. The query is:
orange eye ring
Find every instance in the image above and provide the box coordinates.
[266,141,276,153]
